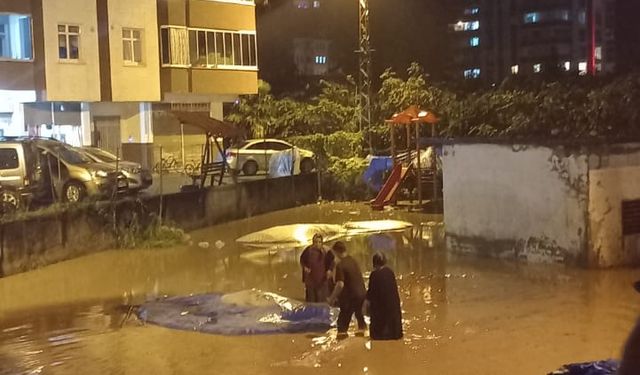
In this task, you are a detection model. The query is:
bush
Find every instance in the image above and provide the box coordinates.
[322,156,370,201]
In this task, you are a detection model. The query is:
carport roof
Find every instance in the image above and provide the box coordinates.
[170,111,243,138]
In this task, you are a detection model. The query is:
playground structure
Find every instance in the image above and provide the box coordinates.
[170,111,243,188]
[371,105,440,211]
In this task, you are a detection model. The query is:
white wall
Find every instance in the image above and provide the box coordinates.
[41,0,101,101]
[90,102,144,143]
[588,146,640,267]
[107,0,160,102]
[443,143,589,263]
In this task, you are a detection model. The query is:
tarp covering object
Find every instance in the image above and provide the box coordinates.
[362,156,393,192]
[138,290,335,335]
[268,148,301,178]
[549,360,619,375]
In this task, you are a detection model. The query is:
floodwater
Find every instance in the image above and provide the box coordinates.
[0,202,638,375]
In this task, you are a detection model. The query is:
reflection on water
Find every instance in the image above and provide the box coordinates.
[0,202,638,375]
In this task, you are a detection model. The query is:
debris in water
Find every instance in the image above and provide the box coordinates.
[198,242,210,249]
[214,240,225,249]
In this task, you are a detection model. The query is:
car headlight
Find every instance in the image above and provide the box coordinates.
[92,170,109,178]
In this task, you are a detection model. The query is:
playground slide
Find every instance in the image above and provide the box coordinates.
[371,163,413,210]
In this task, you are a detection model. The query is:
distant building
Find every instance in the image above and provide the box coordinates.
[449,0,616,82]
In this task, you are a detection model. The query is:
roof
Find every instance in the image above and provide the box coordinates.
[170,111,243,138]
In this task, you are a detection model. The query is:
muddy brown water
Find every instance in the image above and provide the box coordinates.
[0,202,638,375]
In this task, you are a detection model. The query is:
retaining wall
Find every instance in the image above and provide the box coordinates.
[0,173,318,277]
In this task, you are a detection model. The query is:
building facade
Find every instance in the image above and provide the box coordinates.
[450,0,615,82]
[0,0,258,166]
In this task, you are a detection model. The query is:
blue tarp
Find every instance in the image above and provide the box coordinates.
[137,290,334,335]
[549,360,619,375]
[362,156,393,192]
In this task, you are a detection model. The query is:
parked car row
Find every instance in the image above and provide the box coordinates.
[0,137,152,212]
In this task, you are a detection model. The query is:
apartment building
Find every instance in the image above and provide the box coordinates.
[450,0,615,82]
[0,0,258,166]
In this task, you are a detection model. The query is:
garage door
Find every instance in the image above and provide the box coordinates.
[94,116,121,155]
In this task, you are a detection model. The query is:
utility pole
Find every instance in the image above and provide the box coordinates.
[357,0,373,152]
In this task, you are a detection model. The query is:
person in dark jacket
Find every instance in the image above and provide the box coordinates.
[327,241,367,336]
[300,233,330,302]
[618,280,640,375]
[363,252,403,340]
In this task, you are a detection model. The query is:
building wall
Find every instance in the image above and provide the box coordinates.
[189,0,256,31]
[443,143,589,263]
[41,0,101,101]
[107,0,161,102]
[588,144,640,267]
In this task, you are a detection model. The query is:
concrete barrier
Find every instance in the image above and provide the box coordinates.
[0,173,318,277]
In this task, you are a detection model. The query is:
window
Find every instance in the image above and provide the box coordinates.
[315,55,327,64]
[533,63,542,73]
[511,65,519,74]
[266,142,290,151]
[0,14,33,61]
[578,61,587,75]
[161,26,257,69]
[0,149,18,170]
[469,37,479,47]
[122,28,142,64]
[463,68,480,79]
[58,24,80,60]
[313,1,320,8]
[453,20,479,31]
[464,7,479,15]
[562,61,571,71]
[524,12,540,24]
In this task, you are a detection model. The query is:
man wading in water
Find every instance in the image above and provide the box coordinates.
[327,241,366,338]
[300,234,334,303]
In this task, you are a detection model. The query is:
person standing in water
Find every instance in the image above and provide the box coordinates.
[363,252,403,340]
[327,241,367,337]
[300,233,330,302]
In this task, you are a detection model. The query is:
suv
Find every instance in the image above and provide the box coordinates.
[0,139,128,206]
[225,139,315,176]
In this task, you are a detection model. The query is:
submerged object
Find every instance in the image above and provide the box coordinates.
[235,224,344,249]
[138,290,334,335]
[549,360,619,375]
[344,220,413,234]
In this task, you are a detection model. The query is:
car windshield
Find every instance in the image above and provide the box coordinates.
[85,148,118,163]
[49,145,92,165]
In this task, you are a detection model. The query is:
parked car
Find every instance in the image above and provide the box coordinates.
[79,146,152,192]
[0,139,128,204]
[224,139,315,176]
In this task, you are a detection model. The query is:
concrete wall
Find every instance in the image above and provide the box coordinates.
[0,173,318,277]
[588,144,640,267]
[443,143,589,264]
[107,0,161,102]
[42,0,101,101]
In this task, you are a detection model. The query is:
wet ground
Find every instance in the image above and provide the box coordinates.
[0,202,639,375]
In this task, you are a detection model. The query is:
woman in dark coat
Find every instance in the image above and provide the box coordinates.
[364,252,403,340]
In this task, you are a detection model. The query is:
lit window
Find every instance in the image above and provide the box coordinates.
[463,68,480,79]
[315,55,326,64]
[563,61,571,71]
[0,14,33,61]
[122,28,143,65]
[453,20,480,31]
[464,7,479,15]
[524,12,539,23]
[533,63,542,73]
[58,24,80,60]
[578,61,587,75]
[161,26,257,69]
[578,11,586,24]
[595,46,602,60]
[511,65,519,74]
[469,37,480,47]
[313,0,320,8]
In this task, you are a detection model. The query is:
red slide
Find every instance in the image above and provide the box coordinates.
[371,163,413,210]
